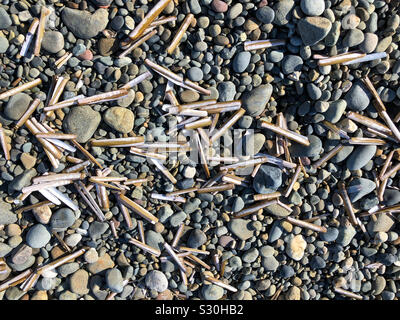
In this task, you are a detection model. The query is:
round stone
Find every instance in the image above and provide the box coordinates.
[51,208,76,230]
[4,93,32,121]
[188,229,207,248]
[187,67,203,82]
[232,51,251,73]
[256,6,275,24]
[26,224,51,249]
[42,31,64,53]
[105,268,124,293]
[104,107,134,133]
[202,284,224,300]
[145,270,168,292]
[300,0,325,16]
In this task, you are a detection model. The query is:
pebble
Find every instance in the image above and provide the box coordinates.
[265,203,292,218]
[218,81,236,102]
[145,230,165,252]
[227,3,243,20]
[104,107,134,133]
[320,227,339,242]
[372,276,386,295]
[347,178,376,202]
[89,221,109,240]
[243,132,265,156]
[105,268,124,293]
[4,93,32,121]
[242,84,273,116]
[360,33,378,53]
[290,135,322,158]
[58,262,80,277]
[9,168,37,192]
[242,248,259,263]
[0,201,17,225]
[61,8,109,39]
[253,165,282,193]
[145,270,168,292]
[324,100,347,124]
[310,256,326,269]
[273,0,295,26]
[187,67,203,82]
[63,105,101,143]
[343,29,365,47]
[26,224,51,249]
[372,214,394,234]
[383,189,400,206]
[87,253,115,274]
[202,284,224,300]
[346,145,376,171]
[187,229,207,248]
[286,235,307,261]
[11,244,32,265]
[64,233,82,247]
[0,8,12,29]
[84,248,99,264]
[42,31,64,53]
[336,223,357,247]
[262,256,279,271]
[297,17,332,46]
[300,0,325,16]
[286,286,301,300]
[70,269,89,295]
[256,6,275,24]
[0,36,9,54]
[281,55,303,75]
[20,153,36,170]
[32,205,52,225]
[0,243,12,257]
[211,0,228,13]
[50,208,76,230]
[345,81,371,111]
[233,52,251,73]
[228,219,254,241]
[98,38,118,56]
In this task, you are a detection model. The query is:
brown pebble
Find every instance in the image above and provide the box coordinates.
[20,153,37,169]
[11,244,32,265]
[32,205,52,224]
[156,289,174,300]
[211,0,228,13]
[31,291,48,300]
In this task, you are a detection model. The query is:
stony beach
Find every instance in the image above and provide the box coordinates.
[1,0,400,301]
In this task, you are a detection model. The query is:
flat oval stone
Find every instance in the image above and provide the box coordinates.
[232,51,251,73]
[346,145,376,170]
[242,84,273,116]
